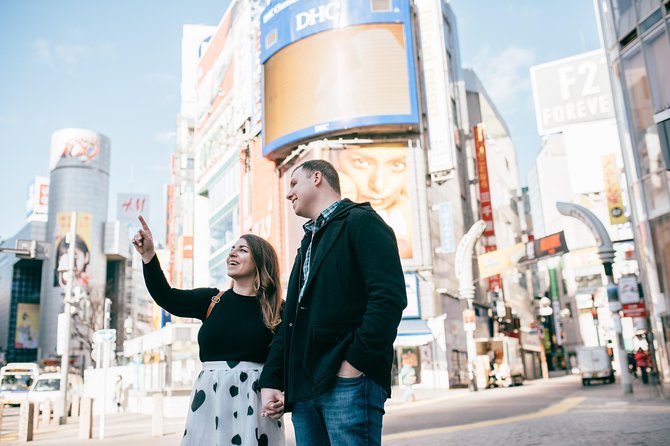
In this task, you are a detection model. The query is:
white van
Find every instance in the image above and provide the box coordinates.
[0,363,40,406]
[576,346,614,385]
[28,373,83,414]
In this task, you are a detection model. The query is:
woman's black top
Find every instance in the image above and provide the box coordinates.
[142,255,273,363]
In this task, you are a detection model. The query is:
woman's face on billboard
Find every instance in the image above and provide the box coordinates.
[335,147,407,210]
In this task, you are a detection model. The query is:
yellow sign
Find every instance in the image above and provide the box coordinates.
[602,154,627,225]
[477,243,526,279]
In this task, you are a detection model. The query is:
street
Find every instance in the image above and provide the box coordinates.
[1,375,668,445]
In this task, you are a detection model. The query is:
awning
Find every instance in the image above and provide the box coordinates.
[394,319,434,347]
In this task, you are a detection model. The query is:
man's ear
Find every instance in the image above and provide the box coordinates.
[313,171,323,187]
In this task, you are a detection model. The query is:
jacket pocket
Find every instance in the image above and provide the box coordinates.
[310,325,354,387]
[312,325,352,344]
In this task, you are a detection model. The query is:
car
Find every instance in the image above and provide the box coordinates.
[27,373,83,415]
[0,363,39,406]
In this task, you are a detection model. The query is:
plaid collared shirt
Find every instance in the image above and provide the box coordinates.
[299,200,341,301]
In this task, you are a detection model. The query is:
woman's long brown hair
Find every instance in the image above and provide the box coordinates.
[240,234,283,332]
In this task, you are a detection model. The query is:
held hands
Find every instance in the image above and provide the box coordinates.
[132,216,156,264]
[260,388,284,420]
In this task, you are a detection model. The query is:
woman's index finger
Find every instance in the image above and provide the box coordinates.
[138,215,151,233]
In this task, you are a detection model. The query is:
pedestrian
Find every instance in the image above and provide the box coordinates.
[259,159,407,446]
[132,216,285,446]
[399,363,417,402]
[627,351,637,378]
[634,348,650,384]
[113,375,124,412]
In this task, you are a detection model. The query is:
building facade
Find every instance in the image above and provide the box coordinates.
[594,0,670,381]
[174,0,533,388]
[38,128,111,363]
[527,49,641,371]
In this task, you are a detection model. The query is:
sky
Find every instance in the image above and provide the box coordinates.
[450,0,602,183]
[0,0,601,244]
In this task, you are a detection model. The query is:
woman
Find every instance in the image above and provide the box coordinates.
[132,216,285,445]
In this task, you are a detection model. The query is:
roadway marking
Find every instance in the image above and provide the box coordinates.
[382,396,586,441]
[386,392,470,413]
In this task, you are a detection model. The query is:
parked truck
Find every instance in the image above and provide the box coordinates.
[475,336,524,388]
[576,346,614,386]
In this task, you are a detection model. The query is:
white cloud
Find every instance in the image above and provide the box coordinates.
[464,46,536,112]
[33,40,115,72]
[34,40,54,67]
[154,131,176,143]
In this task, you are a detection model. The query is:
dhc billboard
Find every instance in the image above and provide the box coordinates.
[260,0,420,158]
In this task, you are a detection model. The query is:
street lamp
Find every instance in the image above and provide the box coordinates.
[556,202,632,393]
[455,220,487,392]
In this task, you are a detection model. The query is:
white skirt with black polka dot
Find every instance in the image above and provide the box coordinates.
[181,361,285,446]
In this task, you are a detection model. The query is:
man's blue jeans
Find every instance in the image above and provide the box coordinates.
[291,375,387,445]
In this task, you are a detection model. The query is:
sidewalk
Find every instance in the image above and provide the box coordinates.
[1,375,665,445]
[0,386,463,445]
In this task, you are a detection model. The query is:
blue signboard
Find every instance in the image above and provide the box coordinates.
[260,0,420,158]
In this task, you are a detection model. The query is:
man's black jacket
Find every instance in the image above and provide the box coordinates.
[258,199,407,408]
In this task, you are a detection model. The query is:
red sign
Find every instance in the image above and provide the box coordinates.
[622,303,646,318]
[474,124,500,291]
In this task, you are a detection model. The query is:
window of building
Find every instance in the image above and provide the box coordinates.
[643,27,670,113]
[611,0,637,38]
[635,0,660,21]
[209,166,240,214]
[621,45,660,176]
[209,207,238,254]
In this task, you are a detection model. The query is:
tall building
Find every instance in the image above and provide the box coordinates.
[527,50,639,370]
[38,128,111,363]
[0,220,47,363]
[594,0,670,381]
[168,24,216,293]
[173,0,531,388]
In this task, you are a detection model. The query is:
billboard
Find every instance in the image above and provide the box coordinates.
[530,50,614,136]
[601,154,627,225]
[14,303,39,349]
[261,0,419,158]
[49,128,109,173]
[117,193,150,224]
[53,212,93,289]
[323,143,414,259]
[26,176,49,219]
[474,125,499,291]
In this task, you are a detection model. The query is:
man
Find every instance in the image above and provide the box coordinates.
[259,159,406,445]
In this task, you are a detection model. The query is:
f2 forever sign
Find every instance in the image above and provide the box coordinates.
[531,50,615,135]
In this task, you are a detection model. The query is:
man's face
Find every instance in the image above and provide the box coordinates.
[286,167,318,218]
[336,148,407,210]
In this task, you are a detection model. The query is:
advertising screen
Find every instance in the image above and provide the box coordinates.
[261,0,419,158]
[14,303,39,349]
[323,143,414,259]
[53,212,93,289]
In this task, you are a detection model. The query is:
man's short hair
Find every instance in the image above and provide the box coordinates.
[296,159,341,194]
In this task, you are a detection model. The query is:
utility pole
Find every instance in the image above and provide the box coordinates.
[58,211,77,424]
[99,297,112,439]
[557,202,633,393]
[455,220,487,392]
